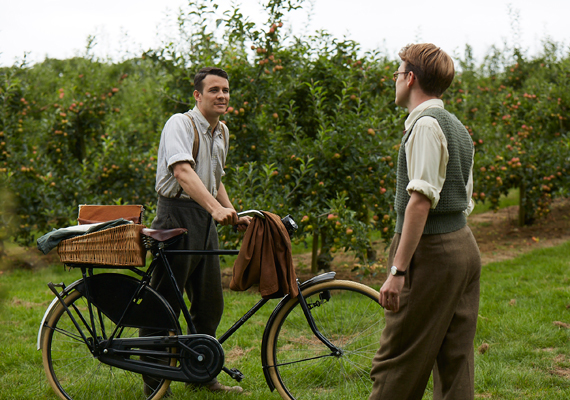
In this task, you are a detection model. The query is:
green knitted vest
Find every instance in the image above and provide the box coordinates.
[394,107,473,234]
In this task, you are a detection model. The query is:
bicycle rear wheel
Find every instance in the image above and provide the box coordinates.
[264,280,384,400]
[41,286,180,400]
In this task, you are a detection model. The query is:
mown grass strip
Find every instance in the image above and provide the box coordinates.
[0,241,569,399]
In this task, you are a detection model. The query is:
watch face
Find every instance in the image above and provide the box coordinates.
[391,266,397,275]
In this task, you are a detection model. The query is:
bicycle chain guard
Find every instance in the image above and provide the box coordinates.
[179,335,225,383]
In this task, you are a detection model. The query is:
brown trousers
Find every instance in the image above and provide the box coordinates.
[369,225,481,400]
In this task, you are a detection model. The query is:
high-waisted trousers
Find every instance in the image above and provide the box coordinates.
[369,225,481,400]
[142,196,224,389]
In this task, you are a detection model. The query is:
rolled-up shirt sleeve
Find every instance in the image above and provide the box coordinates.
[405,117,449,209]
[163,115,196,172]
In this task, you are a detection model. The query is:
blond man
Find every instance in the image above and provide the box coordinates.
[369,44,481,400]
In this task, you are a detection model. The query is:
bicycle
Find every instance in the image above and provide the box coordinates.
[37,210,384,400]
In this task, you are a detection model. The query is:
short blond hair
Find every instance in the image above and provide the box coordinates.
[398,43,454,97]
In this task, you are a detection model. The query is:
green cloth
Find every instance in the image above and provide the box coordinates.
[36,219,132,255]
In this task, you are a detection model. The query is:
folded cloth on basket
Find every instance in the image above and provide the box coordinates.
[37,218,133,255]
[230,212,298,299]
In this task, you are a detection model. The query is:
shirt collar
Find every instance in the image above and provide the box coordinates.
[192,106,222,137]
[404,99,445,132]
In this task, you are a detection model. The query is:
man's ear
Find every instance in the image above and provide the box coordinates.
[406,72,415,89]
[193,90,201,102]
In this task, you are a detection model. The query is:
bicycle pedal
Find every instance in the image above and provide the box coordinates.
[223,367,245,382]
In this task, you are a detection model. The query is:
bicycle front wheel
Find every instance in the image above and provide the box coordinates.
[265,280,384,400]
[41,286,180,400]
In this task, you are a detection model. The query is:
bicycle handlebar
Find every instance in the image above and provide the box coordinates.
[237,210,265,219]
[235,210,298,237]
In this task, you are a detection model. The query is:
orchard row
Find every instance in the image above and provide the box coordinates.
[1,1,568,271]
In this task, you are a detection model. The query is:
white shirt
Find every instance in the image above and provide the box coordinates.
[404,99,474,216]
[155,106,229,199]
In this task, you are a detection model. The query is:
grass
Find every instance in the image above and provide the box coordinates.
[1,241,570,399]
[469,243,570,399]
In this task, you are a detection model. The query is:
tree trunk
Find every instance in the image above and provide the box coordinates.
[518,183,526,227]
[320,229,327,255]
[311,232,319,273]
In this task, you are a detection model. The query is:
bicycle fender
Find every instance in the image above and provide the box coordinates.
[260,271,336,391]
[263,271,337,335]
[37,278,84,350]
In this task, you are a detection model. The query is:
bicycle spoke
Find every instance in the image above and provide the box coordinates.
[48,324,87,344]
[272,352,336,367]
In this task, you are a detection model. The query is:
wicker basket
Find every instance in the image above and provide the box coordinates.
[57,224,146,267]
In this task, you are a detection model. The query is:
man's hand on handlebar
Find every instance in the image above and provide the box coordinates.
[212,208,252,232]
[235,216,252,232]
[212,207,238,226]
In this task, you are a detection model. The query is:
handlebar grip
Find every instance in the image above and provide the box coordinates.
[237,209,265,219]
[230,211,298,238]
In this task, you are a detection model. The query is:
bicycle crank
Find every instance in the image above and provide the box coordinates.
[179,335,224,383]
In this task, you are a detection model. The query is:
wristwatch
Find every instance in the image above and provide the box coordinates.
[390,266,406,276]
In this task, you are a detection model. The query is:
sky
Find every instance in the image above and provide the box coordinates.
[1,0,568,67]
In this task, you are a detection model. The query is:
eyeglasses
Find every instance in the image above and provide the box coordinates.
[392,71,408,82]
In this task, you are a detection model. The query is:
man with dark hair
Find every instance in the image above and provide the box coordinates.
[193,66,229,92]
[145,67,249,395]
[369,44,481,400]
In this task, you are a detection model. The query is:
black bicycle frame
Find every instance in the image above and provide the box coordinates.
[160,246,338,353]
[47,243,341,382]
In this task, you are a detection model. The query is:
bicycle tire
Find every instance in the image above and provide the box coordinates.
[264,280,383,400]
[41,285,180,400]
